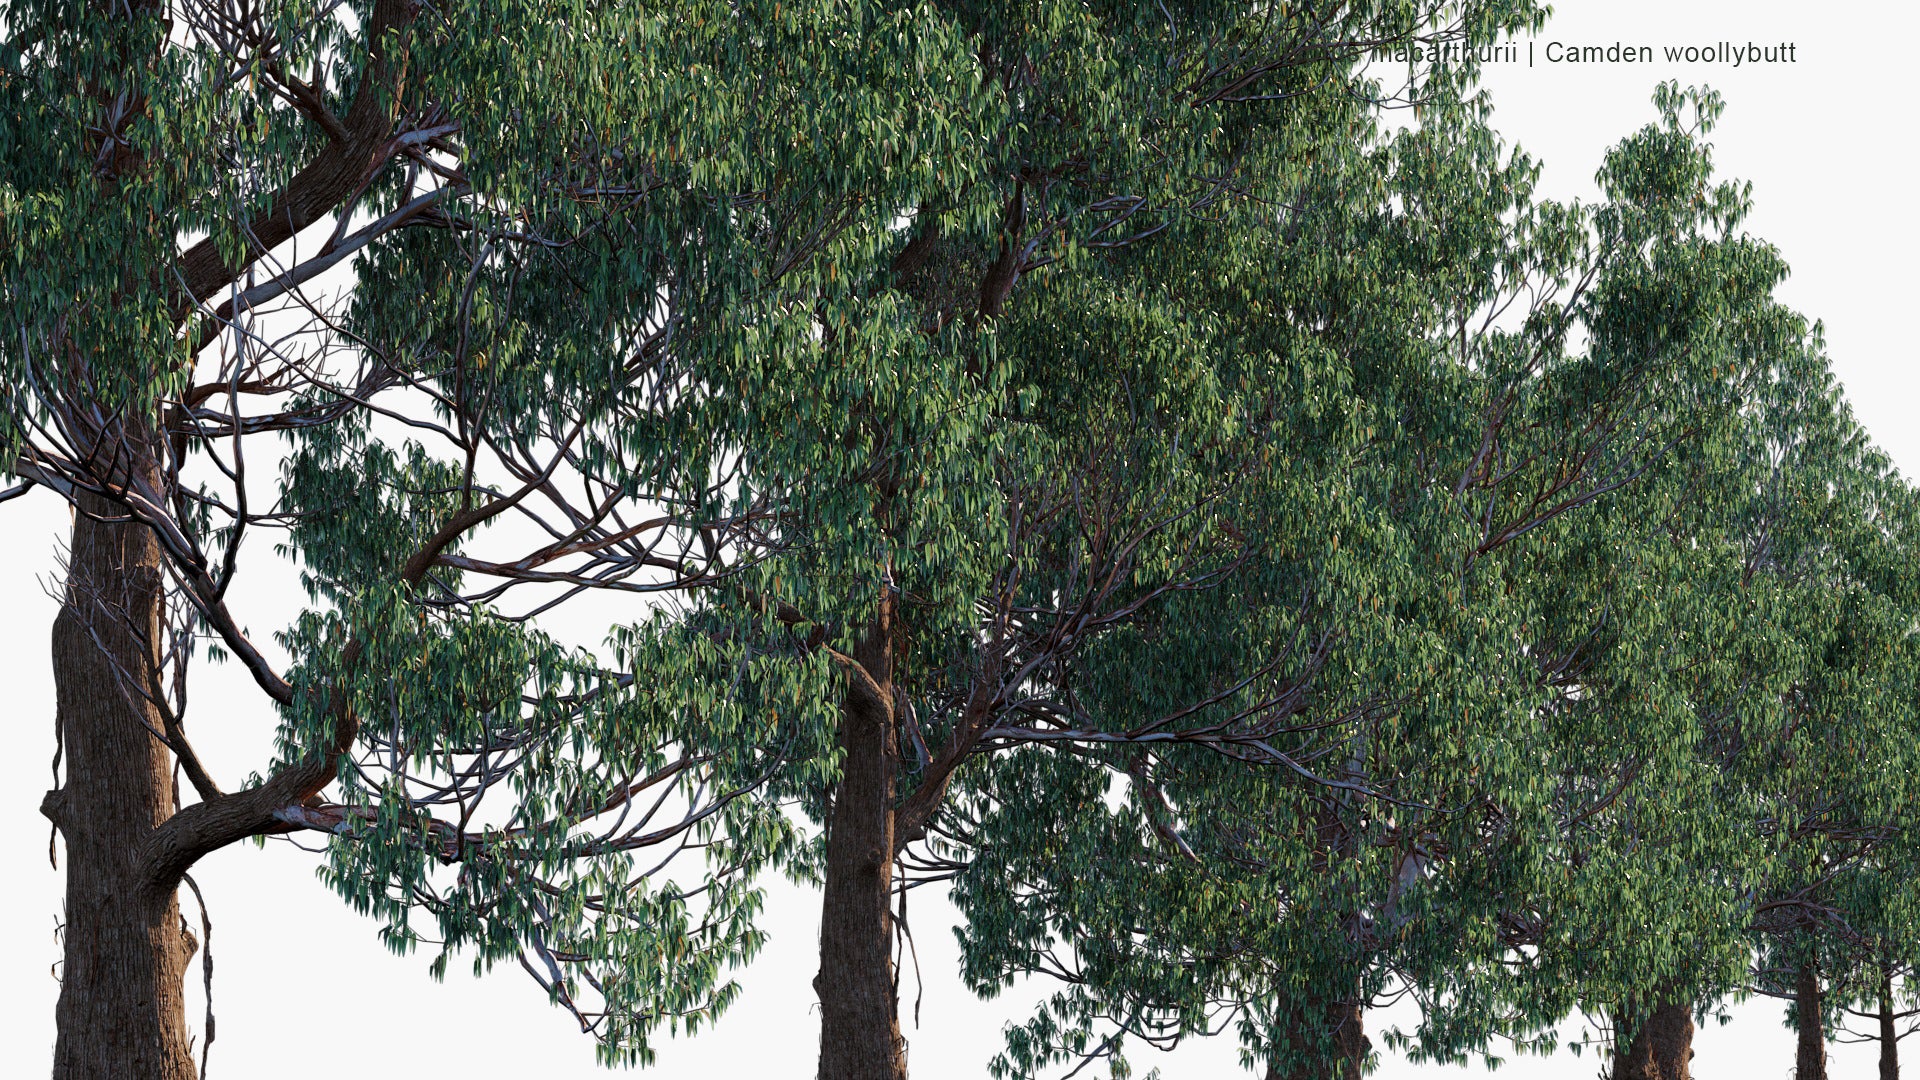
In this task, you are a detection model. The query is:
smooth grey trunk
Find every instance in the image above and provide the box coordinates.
[44,490,198,1080]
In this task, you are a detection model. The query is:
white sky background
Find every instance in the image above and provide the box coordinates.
[2,2,1915,1076]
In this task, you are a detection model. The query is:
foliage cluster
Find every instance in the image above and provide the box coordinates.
[4,3,1917,1078]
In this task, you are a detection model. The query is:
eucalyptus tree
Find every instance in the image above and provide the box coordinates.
[2,2,1561,1079]
[943,83,1824,1080]
[1458,102,1920,1080]
[1537,233,1920,1080]
[605,5,1554,1077]
[1510,348,1903,1080]
[0,0,880,1074]
[1,0,979,1074]
[1408,100,1910,1080]
[942,84,1584,1079]
[1816,809,1920,1080]
[1834,941,1920,1080]
[1725,360,1920,1080]
[1783,723,1920,1080]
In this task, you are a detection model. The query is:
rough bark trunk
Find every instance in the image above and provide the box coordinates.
[1329,1001,1366,1080]
[1796,962,1827,1080]
[1265,998,1367,1080]
[44,489,198,1080]
[1881,968,1900,1080]
[1612,1000,1693,1080]
[814,602,907,1080]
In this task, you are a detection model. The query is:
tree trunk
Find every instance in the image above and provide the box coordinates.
[814,603,907,1080]
[1266,998,1367,1080]
[1881,967,1900,1080]
[1329,1001,1367,1080]
[1612,1000,1693,1080]
[44,489,198,1080]
[1796,961,1827,1080]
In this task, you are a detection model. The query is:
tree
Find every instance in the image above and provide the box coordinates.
[3,0,827,1073]
[1449,91,1920,1080]
[947,83,1828,1080]
[1732,351,1920,1080]
[6,2,1563,1078]
[1836,952,1920,1080]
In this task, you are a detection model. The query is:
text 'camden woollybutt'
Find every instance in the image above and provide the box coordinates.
[1372,40,1800,68]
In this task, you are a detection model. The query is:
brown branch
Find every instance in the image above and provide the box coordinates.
[891,679,997,855]
[185,181,464,356]
[889,206,941,280]
[975,180,1027,320]
[137,442,555,889]
[172,0,419,317]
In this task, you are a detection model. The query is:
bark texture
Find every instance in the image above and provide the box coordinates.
[1796,962,1827,1080]
[814,603,907,1080]
[1881,969,1900,1080]
[1266,999,1367,1080]
[45,490,197,1080]
[1613,1000,1693,1080]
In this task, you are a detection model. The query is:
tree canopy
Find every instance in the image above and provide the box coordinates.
[4,4,1916,1080]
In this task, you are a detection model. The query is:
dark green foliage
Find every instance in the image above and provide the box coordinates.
[8,1,1918,1076]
